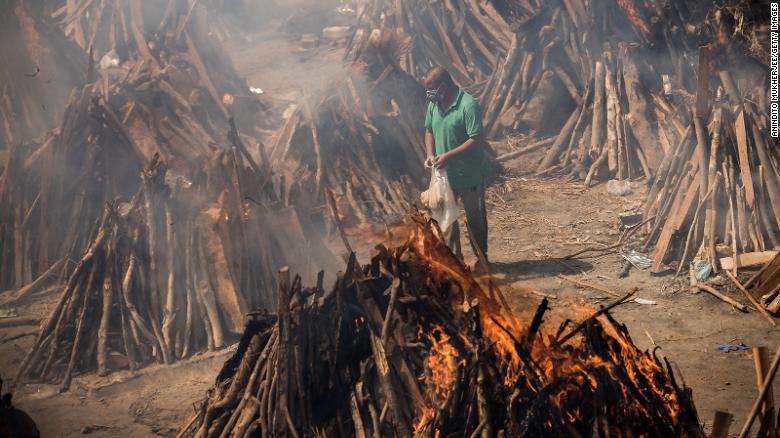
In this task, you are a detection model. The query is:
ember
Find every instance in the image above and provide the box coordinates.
[180,212,704,437]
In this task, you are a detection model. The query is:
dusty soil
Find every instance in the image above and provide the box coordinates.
[1,15,778,438]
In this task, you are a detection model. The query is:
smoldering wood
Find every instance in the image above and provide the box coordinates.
[179,211,704,438]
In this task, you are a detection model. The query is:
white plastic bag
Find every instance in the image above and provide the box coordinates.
[420,168,459,232]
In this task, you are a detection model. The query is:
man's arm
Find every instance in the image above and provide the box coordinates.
[424,104,435,167]
[434,98,484,168]
[425,128,435,160]
[424,129,436,168]
[433,134,482,168]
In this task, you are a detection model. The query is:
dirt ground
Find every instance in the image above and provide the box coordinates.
[1,16,779,438]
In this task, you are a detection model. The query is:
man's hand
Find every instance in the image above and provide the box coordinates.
[424,155,435,169]
[433,152,451,169]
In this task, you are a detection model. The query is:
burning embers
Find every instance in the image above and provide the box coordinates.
[181,212,703,437]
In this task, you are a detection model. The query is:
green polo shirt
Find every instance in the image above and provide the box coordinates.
[424,89,489,189]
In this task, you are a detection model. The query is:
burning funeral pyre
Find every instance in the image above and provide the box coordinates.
[179,212,704,438]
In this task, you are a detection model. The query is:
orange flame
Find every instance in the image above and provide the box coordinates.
[397,212,684,431]
[413,325,464,434]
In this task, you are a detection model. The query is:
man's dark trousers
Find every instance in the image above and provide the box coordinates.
[446,183,488,261]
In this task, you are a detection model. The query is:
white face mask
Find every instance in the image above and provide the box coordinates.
[426,84,443,103]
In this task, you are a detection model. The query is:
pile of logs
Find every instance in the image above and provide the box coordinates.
[348,0,528,87]
[349,0,690,154]
[47,0,273,136]
[349,0,772,190]
[270,31,427,224]
[0,1,86,150]
[0,1,273,291]
[638,43,776,274]
[179,211,704,437]
[745,253,780,316]
[640,104,778,274]
[13,150,338,389]
[3,0,349,387]
[350,0,778,274]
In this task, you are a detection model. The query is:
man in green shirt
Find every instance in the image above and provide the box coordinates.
[423,66,490,269]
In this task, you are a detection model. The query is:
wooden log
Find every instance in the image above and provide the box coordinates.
[710,411,733,438]
[702,107,723,270]
[720,252,778,271]
[558,275,621,297]
[734,110,756,208]
[749,109,780,230]
[718,70,741,104]
[381,278,401,349]
[369,333,411,438]
[537,103,583,171]
[476,363,492,438]
[195,239,224,349]
[484,32,522,133]
[651,170,701,272]
[589,61,606,160]
[198,208,247,334]
[0,258,64,307]
[97,240,115,377]
[556,288,636,345]
[584,149,608,188]
[753,346,776,437]
[738,345,780,438]
[163,205,176,361]
[694,284,748,312]
[60,258,100,391]
[274,267,297,437]
[621,48,662,170]
[694,46,711,199]
[0,317,41,329]
[723,160,739,275]
[725,272,776,326]
[496,137,554,163]
[604,61,618,174]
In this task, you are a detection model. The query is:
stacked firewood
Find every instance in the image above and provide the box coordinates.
[47,0,273,136]
[271,31,427,224]
[180,211,704,437]
[638,36,776,273]
[348,0,689,152]
[747,253,780,316]
[13,149,338,389]
[348,0,772,190]
[349,0,778,274]
[348,0,530,87]
[0,1,86,150]
[0,1,275,290]
[0,82,143,292]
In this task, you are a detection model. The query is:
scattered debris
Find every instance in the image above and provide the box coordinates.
[715,342,749,353]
